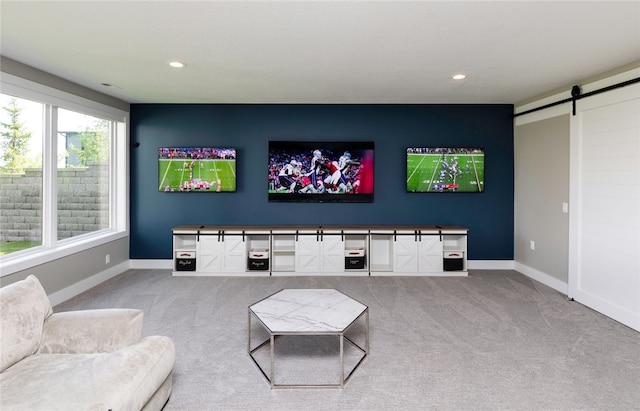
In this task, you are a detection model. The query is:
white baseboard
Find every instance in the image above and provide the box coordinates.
[48,259,567,306]
[513,261,568,295]
[467,260,515,270]
[48,261,129,307]
[129,259,173,269]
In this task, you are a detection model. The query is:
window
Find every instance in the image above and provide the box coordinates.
[0,73,128,275]
[0,95,44,254]
[57,108,111,241]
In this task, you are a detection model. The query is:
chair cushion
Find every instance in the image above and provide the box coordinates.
[0,336,175,411]
[38,309,144,354]
[0,275,53,372]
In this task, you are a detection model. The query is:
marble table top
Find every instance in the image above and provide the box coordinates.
[249,289,367,333]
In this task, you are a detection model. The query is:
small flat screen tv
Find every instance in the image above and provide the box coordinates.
[158,147,236,192]
[268,141,374,203]
[406,147,484,193]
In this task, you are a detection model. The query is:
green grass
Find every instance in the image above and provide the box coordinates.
[158,159,236,192]
[406,153,484,192]
[0,241,41,256]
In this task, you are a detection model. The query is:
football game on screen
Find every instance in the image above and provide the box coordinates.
[406,148,484,193]
[158,147,237,192]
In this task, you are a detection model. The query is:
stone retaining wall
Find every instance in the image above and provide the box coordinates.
[0,162,109,241]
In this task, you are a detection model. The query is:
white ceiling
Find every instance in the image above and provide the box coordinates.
[2,1,639,105]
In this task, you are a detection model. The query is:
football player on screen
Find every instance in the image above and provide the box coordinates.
[277,160,298,193]
[306,149,325,188]
[322,158,348,193]
[338,151,360,191]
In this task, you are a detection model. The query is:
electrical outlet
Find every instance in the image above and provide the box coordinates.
[530,241,535,250]
[105,254,110,264]
[562,202,569,213]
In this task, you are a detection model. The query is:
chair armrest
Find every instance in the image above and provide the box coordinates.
[38,309,144,354]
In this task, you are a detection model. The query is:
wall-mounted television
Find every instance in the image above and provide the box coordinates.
[406,147,484,193]
[268,141,374,203]
[158,147,236,192]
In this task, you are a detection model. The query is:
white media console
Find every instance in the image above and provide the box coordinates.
[172,225,468,277]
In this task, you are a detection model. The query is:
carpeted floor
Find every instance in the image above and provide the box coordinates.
[55,269,640,411]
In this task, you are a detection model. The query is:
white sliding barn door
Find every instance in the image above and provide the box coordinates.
[568,83,640,331]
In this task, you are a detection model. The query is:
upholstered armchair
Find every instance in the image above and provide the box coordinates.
[0,275,175,411]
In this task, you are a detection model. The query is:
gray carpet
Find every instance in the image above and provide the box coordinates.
[55,270,640,410]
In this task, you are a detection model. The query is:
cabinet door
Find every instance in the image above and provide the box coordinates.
[295,233,322,272]
[220,235,246,272]
[320,234,344,272]
[417,236,443,272]
[295,231,345,272]
[197,233,245,273]
[393,234,419,272]
[198,236,222,272]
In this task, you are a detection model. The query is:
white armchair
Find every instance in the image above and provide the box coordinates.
[0,275,175,411]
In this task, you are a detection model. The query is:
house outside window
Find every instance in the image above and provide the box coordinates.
[56,108,111,241]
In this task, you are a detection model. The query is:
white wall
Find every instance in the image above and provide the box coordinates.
[515,65,640,330]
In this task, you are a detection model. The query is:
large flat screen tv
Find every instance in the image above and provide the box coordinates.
[268,141,374,203]
[158,147,236,192]
[406,147,484,192]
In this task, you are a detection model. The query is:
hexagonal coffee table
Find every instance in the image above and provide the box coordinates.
[248,289,369,388]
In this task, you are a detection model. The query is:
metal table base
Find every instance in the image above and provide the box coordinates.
[248,292,369,389]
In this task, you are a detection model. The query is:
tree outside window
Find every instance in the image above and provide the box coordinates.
[1,97,36,174]
[0,95,44,255]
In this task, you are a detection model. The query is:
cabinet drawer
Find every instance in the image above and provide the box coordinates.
[176,251,196,259]
[175,251,196,271]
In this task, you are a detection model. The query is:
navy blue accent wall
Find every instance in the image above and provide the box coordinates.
[130,104,514,260]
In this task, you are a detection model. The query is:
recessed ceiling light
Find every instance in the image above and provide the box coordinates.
[452,74,466,80]
[100,82,121,89]
[169,61,185,68]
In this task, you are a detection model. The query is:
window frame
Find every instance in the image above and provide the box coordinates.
[0,73,129,276]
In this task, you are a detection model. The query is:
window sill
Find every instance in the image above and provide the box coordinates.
[0,230,128,277]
